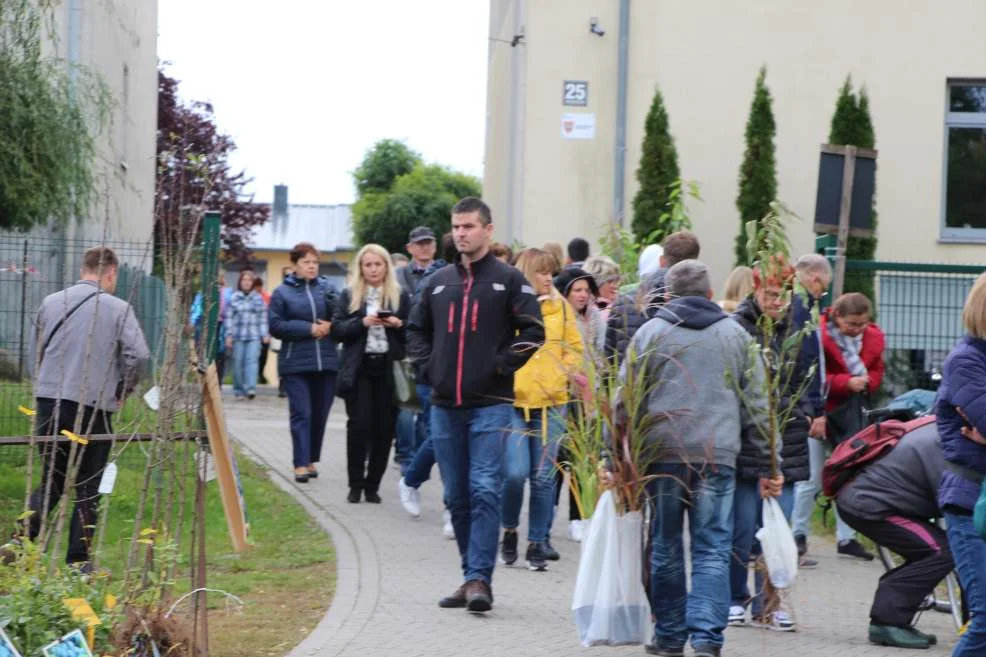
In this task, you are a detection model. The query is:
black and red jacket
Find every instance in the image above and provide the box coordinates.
[407,251,544,408]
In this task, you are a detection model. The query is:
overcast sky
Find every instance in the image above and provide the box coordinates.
[157,1,489,206]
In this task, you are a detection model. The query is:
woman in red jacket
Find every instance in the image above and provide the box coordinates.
[821,292,886,415]
[819,292,886,561]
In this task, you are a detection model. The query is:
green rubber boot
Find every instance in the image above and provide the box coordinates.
[907,626,937,646]
[868,623,930,649]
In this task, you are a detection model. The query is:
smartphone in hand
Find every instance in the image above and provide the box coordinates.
[376,310,395,320]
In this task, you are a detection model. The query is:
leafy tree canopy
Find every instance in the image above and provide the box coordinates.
[0,0,109,231]
[156,69,269,258]
[352,141,480,256]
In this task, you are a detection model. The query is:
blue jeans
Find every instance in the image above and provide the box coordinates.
[395,409,417,469]
[730,479,795,616]
[944,511,986,656]
[232,339,261,397]
[501,406,565,543]
[792,437,855,543]
[648,463,736,651]
[431,404,511,585]
[404,385,436,489]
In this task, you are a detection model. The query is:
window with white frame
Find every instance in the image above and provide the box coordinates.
[943,82,986,239]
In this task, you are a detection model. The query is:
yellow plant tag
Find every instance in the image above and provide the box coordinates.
[63,598,101,648]
[60,429,88,445]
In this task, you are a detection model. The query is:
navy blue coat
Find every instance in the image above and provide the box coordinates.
[937,336,986,512]
[268,274,341,376]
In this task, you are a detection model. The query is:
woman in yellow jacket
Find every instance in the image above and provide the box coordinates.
[500,248,584,572]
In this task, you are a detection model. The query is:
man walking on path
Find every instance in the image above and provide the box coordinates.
[407,197,544,613]
[27,247,150,569]
[395,226,447,515]
[627,260,775,657]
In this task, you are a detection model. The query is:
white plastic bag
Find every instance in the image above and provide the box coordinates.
[755,496,799,589]
[572,490,651,647]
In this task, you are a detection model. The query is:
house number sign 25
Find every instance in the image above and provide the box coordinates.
[563,81,588,107]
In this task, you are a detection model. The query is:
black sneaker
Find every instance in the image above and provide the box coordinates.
[542,539,560,561]
[838,539,875,561]
[526,541,548,571]
[644,643,685,657]
[500,530,518,565]
[795,533,807,557]
[692,645,722,657]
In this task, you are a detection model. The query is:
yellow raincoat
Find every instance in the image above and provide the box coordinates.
[514,292,584,414]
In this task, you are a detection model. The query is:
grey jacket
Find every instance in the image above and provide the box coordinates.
[34,280,150,412]
[624,296,774,470]
[836,422,944,521]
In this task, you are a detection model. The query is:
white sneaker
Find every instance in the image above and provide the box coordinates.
[398,478,420,517]
[568,519,585,542]
[728,605,747,627]
[754,610,795,632]
[442,510,455,540]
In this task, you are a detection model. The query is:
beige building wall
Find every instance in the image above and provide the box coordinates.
[485,0,986,287]
[50,0,159,247]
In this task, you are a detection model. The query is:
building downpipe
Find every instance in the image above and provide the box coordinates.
[613,0,630,227]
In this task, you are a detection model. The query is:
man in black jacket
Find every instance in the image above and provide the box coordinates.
[407,197,544,613]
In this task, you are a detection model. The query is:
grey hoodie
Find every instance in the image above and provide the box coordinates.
[623,295,774,470]
[34,281,150,412]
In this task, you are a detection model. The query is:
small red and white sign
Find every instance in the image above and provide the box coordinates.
[561,112,595,140]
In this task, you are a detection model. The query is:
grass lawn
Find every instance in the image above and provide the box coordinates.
[0,383,335,657]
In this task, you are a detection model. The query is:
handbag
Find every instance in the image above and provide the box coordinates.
[393,359,419,409]
[827,392,868,445]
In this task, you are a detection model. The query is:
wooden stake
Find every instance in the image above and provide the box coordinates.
[831,145,857,299]
[199,362,249,552]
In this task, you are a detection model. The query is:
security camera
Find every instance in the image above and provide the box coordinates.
[589,17,605,37]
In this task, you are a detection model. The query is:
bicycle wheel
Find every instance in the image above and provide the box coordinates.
[944,570,967,631]
[877,544,899,571]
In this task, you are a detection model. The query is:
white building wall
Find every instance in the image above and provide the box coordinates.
[485,0,986,288]
[51,0,159,247]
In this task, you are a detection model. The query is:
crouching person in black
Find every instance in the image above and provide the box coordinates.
[332,244,411,505]
[835,421,953,649]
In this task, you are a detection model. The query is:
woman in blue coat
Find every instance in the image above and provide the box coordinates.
[937,272,986,657]
[269,242,340,483]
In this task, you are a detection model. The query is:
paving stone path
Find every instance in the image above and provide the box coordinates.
[226,394,957,657]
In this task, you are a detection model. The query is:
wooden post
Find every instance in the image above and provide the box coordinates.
[831,145,857,299]
[200,362,249,552]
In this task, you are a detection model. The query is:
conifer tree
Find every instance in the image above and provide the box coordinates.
[829,77,877,300]
[631,87,680,242]
[735,66,778,266]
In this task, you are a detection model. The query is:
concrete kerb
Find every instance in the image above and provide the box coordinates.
[232,432,379,657]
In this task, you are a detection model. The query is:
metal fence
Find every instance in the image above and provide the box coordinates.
[843,260,985,397]
[0,235,166,433]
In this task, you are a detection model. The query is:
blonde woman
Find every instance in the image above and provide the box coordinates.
[500,248,584,571]
[331,244,411,504]
[719,265,754,313]
[583,254,621,322]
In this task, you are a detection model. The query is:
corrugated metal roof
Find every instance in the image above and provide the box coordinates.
[248,204,354,252]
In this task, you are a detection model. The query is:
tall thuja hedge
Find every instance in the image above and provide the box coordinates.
[735,66,778,266]
[829,77,877,301]
[632,87,680,242]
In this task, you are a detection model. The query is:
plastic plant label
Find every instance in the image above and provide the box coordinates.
[143,386,161,411]
[98,462,118,495]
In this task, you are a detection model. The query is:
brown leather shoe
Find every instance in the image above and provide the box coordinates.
[438,584,467,608]
[463,579,493,613]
